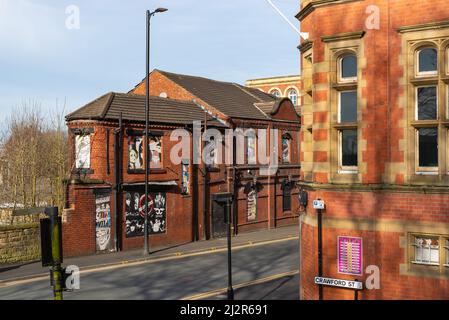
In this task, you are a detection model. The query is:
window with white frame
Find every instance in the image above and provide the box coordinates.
[338,54,357,82]
[339,91,358,122]
[337,90,358,171]
[287,88,298,106]
[416,86,438,120]
[75,134,91,169]
[340,129,358,169]
[417,47,438,76]
[412,236,440,265]
[417,128,438,171]
[411,44,443,175]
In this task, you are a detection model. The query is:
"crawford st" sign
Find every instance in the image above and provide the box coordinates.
[314,277,363,290]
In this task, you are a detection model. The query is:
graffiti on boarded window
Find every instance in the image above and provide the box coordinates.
[247,134,256,165]
[95,194,113,252]
[149,136,162,168]
[75,134,90,169]
[282,136,291,163]
[128,136,144,170]
[125,191,166,238]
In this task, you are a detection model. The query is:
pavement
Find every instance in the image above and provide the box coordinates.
[0,225,299,285]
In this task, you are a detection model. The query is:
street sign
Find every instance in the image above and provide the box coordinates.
[314,277,363,290]
[313,199,325,210]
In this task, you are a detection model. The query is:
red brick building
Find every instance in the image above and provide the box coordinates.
[298,0,449,299]
[64,70,301,257]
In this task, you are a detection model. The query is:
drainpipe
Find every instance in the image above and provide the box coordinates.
[202,113,208,240]
[298,206,305,300]
[185,124,198,242]
[232,124,238,236]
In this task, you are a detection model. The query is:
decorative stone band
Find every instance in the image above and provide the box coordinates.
[397,19,449,34]
[298,181,449,195]
[295,0,364,22]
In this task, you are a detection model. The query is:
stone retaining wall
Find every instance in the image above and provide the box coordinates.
[0,223,41,264]
[0,209,43,226]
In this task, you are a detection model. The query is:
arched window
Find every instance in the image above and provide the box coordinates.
[281,180,292,212]
[417,47,437,76]
[339,54,357,82]
[270,89,281,98]
[287,89,298,106]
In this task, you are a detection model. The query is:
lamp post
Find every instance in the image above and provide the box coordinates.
[225,195,234,300]
[144,7,168,256]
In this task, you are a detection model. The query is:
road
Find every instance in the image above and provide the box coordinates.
[0,239,299,300]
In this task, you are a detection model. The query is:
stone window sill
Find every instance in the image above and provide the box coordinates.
[415,171,438,176]
[338,169,358,175]
[411,261,440,267]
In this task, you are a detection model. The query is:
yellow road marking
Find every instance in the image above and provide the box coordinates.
[182,270,299,300]
[0,236,298,288]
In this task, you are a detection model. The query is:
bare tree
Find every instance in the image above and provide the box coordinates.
[0,100,69,211]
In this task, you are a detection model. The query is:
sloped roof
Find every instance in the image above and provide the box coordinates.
[254,98,301,117]
[254,101,276,115]
[66,92,225,126]
[156,70,277,120]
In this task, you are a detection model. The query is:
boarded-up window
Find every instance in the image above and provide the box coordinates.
[128,136,144,171]
[125,190,167,238]
[247,133,257,165]
[149,136,162,168]
[75,134,91,169]
[282,133,292,164]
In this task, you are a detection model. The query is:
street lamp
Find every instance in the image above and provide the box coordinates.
[144,7,168,256]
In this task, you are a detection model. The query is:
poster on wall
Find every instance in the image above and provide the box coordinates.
[128,136,144,170]
[338,236,363,275]
[247,189,257,222]
[95,194,113,252]
[181,160,189,195]
[125,191,166,238]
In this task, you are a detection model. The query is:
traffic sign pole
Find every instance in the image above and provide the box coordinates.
[48,207,63,300]
[317,208,323,301]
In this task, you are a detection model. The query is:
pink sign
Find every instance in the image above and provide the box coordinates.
[338,236,363,275]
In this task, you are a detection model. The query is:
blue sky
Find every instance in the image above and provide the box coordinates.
[0,0,300,121]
